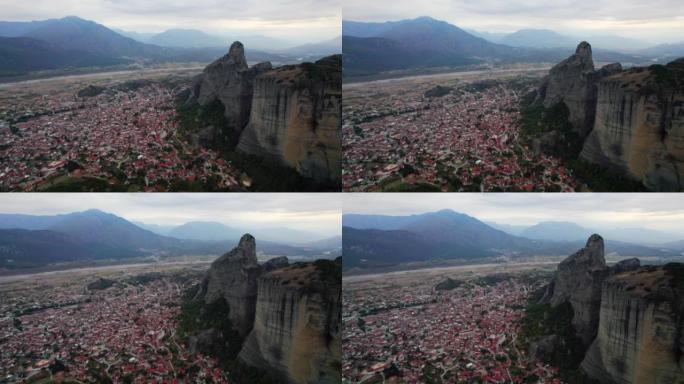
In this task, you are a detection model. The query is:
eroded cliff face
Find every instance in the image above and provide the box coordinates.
[195,234,261,338]
[541,234,609,345]
[237,55,342,183]
[537,42,624,139]
[581,266,684,383]
[186,42,272,137]
[580,59,684,191]
[182,236,341,383]
[239,259,342,384]
[541,42,597,138]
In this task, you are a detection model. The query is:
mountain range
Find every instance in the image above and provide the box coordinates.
[343,210,683,270]
[467,28,654,52]
[0,16,340,75]
[0,210,340,270]
[115,27,342,56]
[488,220,684,245]
[136,219,338,246]
[342,16,678,78]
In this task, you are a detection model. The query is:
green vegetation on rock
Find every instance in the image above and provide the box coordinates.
[77,85,105,98]
[520,99,646,192]
[520,101,582,158]
[177,100,237,152]
[176,101,339,192]
[39,176,129,192]
[519,289,595,383]
[177,285,282,383]
[435,277,462,291]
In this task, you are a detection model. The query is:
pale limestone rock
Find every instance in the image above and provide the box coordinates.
[186,41,272,139]
[237,55,341,183]
[581,267,684,383]
[580,58,684,191]
[541,234,608,345]
[239,259,341,384]
[198,233,261,337]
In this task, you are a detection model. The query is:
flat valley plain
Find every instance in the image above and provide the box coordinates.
[342,262,562,383]
[0,260,226,383]
[342,64,580,192]
[0,66,248,192]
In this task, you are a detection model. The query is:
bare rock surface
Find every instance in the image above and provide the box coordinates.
[237,55,342,183]
[537,42,624,139]
[261,256,289,272]
[580,58,684,191]
[239,258,342,384]
[185,41,272,140]
[541,234,608,345]
[196,233,261,337]
[581,265,684,383]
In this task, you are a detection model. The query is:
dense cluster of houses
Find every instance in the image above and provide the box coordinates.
[0,84,242,191]
[342,83,576,192]
[0,278,229,383]
[343,277,561,383]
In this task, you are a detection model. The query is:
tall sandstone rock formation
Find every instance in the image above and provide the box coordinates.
[580,58,684,191]
[539,42,622,139]
[183,42,341,184]
[195,234,261,337]
[187,235,342,383]
[185,42,272,145]
[239,258,342,384]
[581,265,684,383]
[533,234,684,382]
[541,234,609,344]
[237,55,342,183]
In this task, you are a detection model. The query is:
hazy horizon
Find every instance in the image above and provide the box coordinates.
[0,0,341,45]
[343,193,684,234]
[0,193,342,239]
[343,0,684,45]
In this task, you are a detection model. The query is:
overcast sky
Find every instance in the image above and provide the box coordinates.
[343,193,684,233]
[343,0,683,44]
[0,0,341,43]
[0,193,341,238]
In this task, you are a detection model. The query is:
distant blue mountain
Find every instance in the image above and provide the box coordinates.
[342,210,683,270]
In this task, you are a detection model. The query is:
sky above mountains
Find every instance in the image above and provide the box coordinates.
[343,0,683,44]
[0,193,341,237]
[343,193,684,233]
[0,0,341,44]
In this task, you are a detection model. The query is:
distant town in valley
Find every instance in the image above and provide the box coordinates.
[0,13,342,192]
[0,194,342,383]
[341,194,684,383]
[342,15,684,192]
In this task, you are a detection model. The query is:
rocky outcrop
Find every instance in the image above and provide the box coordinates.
[526,234,684,383]
[538,42,623,139]
[183,236,341,383]
[541,234,609,344]
[434,277,462,291]
[185,41,272,138]
[239,258,342,384]
[539,235,643,347]
[237,55,342,183]
[262,255,289,272]
[580,58,684,191]
[541,42,596,137]
[610,258,641,275]
[195,233,261,337]
[581,265,684,383]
